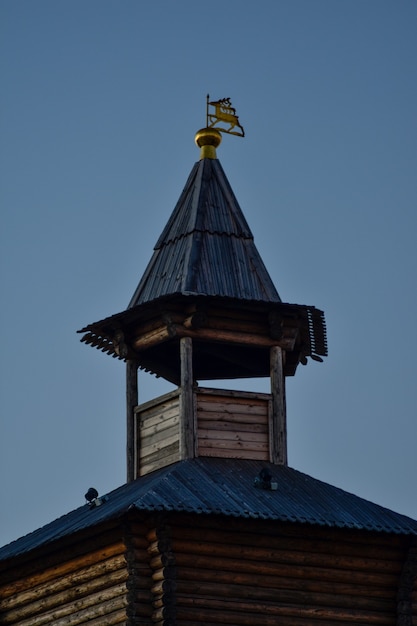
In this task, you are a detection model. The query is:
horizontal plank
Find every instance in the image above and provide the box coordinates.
[140,451,180,476]
[198,418,267,433]
[198,387,271,401]
[140,413,179,439]
[198,447,268,460]
[197,436,268,450]
[197,411,268,426]
[141,423,180,449]
[135,388,180,414]
[140,432,180,456]
[140,440,179,461]
[139,402,180,426]
[197,400,268,416]
[198,429,268,444]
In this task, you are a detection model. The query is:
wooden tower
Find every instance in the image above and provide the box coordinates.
[79,126,327,481]
[1,118,416,626]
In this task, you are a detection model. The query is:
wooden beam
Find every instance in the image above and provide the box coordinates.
[126,360,138,482]
[179,337,196,460]
[175,325,296,351]
[269,346,287,465]
[132,325,175,351]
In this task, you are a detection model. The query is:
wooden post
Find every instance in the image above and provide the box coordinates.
[126,360,139,482]
[269,346,287,465]
[179,337,195,460]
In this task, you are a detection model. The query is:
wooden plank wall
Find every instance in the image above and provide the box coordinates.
[196,388,270,461]
[136,390,181,476]
[148,514,409,626]
[0,523,154,626]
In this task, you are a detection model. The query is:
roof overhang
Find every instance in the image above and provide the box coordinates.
[78,294,327,382]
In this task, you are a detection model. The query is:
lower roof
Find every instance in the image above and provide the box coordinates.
[1,458,416,563]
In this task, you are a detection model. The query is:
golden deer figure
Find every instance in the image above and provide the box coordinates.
[207,97,245,137]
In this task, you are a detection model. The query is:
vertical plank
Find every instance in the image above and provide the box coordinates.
[179,337,196,460]
[269,346,287,465]
[126,360,139,482]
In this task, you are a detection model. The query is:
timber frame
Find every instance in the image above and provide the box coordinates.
[79,295,327,382]
[1,511,416,625]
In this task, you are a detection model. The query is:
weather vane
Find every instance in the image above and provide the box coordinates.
[206,95,245,137]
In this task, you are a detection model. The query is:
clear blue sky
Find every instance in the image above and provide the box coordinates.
[1,0,416,546]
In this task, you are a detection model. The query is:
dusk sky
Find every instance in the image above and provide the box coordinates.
[1,1,416,546]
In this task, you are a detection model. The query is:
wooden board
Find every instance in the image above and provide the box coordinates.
[196,388,269,461]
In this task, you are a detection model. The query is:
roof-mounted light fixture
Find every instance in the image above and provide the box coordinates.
[254,468,278,491]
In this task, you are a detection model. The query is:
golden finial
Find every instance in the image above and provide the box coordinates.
[195,95,245,159]
[195,127,222,159]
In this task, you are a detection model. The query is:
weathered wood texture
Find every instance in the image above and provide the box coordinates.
[1,512,414,625]
[130,305,299,354]
[149,514,411,626]
[196,388,270,461]
[135,387,275,476]
[396,538,417,625]
[269,345,287,465]
[127,360,139,482]
[136,390,181,476]
[179,337,196,460]
[147,524,177,625]
[0,522,154,626]
[124,521,155,624]
[0,542,129,625]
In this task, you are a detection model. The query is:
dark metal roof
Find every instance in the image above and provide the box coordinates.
[128,158,281,307]
[2,459,416,563]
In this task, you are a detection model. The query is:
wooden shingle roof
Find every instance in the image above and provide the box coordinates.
[79,150,328,378]
[128,158,281,308]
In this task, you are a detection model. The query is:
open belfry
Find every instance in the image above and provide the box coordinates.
[1,98,416,625]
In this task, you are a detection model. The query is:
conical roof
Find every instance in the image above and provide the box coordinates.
[128,157,281,308]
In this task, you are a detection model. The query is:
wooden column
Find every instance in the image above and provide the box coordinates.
[126,360,139,482]
[269,346,287,465]
[179,337,196,460]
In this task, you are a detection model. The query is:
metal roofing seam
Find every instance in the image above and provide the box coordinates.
[3,458,417,563]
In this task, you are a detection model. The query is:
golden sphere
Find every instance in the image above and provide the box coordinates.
[194,128,222,149]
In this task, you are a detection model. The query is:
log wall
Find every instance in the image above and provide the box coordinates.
[0,542,129,625]
[1,514,414,625]
[147,514,411,626]
[0,523,154,626]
